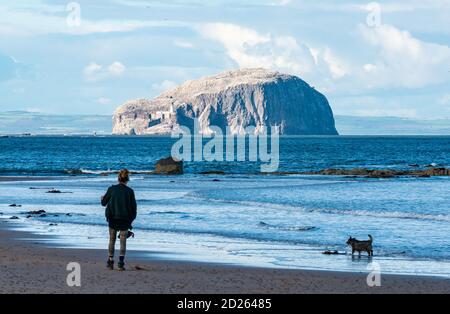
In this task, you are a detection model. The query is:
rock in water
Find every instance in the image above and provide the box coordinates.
[46,189,62,194]
[422,167,450,176]
[155,157,183,175]
[113,68,338,135]
[24,210,46,215]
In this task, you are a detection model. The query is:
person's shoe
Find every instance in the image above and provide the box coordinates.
[106,259,114,270]
[117,261,125,271]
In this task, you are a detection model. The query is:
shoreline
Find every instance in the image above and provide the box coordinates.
[1,163,449,181]
[0,176,67,182]
[0,220,449,294]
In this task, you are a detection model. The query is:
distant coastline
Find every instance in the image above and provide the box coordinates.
[1,111,449,136]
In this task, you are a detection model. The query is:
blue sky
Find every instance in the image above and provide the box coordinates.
[0,0,449,118]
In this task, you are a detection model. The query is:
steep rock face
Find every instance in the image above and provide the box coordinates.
[112,68,338,135]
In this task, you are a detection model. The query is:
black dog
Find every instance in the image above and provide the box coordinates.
[346,235,373,256]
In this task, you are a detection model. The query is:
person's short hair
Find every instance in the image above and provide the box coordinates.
[118,169,130,183]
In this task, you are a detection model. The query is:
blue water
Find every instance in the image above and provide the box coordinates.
[0,136,449,277]
[0,136,449,175]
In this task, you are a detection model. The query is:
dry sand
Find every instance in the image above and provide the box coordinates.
[0,221,449,294]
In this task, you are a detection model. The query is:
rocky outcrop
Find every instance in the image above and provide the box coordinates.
[154,157,183,175]
[300,167,450,178]
[22,210,46,215]
[112,68,338,135]
[420,167,450,177]
[199,170,226,175]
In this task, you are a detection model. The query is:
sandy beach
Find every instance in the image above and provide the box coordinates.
[0,221,448,294]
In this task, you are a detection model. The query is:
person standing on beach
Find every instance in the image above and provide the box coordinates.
[101,169,137,271]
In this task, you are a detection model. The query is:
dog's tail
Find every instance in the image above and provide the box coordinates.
[368,234,373,243]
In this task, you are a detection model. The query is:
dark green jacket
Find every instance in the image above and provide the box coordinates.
[101,184,137,223]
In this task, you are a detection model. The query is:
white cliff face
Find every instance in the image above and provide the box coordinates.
[112,68,338,135]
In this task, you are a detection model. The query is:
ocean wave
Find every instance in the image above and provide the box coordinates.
[0,168,153,176]
[147,211,205,220]
[186,194,450,223]
[64,169,153,175]
[306,208,450,222]
[148,211,189,215]
[37,220,312,246]
[65,169,111,175]
[258,221,317,232]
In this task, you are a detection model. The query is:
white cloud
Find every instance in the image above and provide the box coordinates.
[108,62,126,76]
[151,80,178,93]
[198,23,270,65]
[83,61,126,81]
[322,48,348,79]
[0,2,189,36]
[358,23,450,88]
[197,23,348,84]
[363,63,377,73]
[83,62,102,77]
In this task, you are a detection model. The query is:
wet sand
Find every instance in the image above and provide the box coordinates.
[0,221,449,294]
[0,176,63,182]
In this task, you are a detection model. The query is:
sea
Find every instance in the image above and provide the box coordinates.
[0,136,449,277]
